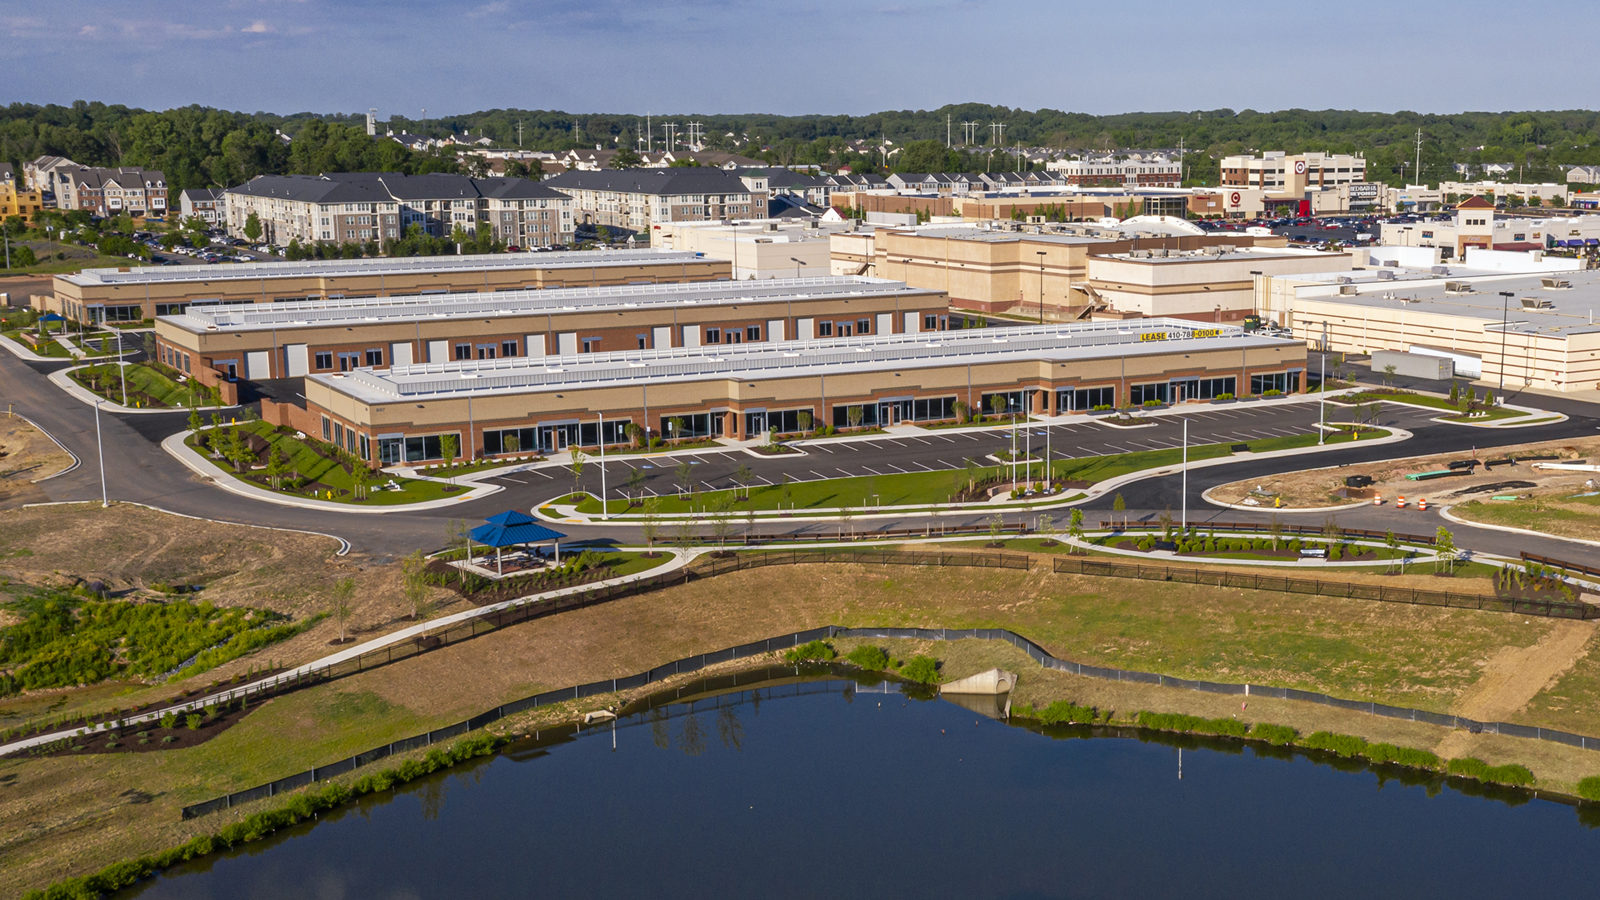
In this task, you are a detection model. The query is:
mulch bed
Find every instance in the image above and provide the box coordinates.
[16,698,265,758]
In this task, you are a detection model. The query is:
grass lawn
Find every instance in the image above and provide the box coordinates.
[4,254,152,275]
[72,362,209,408]
[2,328,72,357]
[4,545,1598,895]
[1442,406,1529,423]
[1452,494,1600,543]
[573,430,1370,516]
[187,421,460,505]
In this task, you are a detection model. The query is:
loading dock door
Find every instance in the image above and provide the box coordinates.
[904,312,921,334]
[797,317,815,340]
[767,318,786,342]
[877,312,894,335]
[525,334,546,357]
[389,342,413,366]
[557,332,579,355]
[681,327,701,348]
[244,350,270,379]
[428,340,448,363]
[284,343,309,377]
[652,325,672,349]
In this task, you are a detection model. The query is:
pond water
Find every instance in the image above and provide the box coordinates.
[128,672,1600,899]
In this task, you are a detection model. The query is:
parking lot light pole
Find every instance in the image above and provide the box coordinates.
[598,412,608,520]
[1180,417,1188,531]
[1035,250,1046,323]
[94,399,108,508]
[1497,291,1513,394]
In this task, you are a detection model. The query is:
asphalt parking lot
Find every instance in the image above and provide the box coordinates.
[480,400,1443,505]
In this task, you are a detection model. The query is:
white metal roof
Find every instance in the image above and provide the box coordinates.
[162,276,927,333]
[315,319,1298,404]
[62,248,713,287]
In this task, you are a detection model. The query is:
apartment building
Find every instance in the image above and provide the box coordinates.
[222,173,574,248]
[56,166,169,218]
[1046,156,1181,188]
[542,168,765,235]
[289,320,1305,465]
[40,249,729,323]
[22,156,81,195]
[178,188,226,225]
[1438,181,1569,206]
[0,164,45,220]
[153,276,949,381]
[1220,151,1366,191]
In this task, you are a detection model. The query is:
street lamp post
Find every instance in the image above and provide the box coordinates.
[1497,291,1513,394]
[790,256,806,279]
[1180,417,1188,530]
[1035,250,1046,324]
[93,399,108,508]
[598,412,608,520]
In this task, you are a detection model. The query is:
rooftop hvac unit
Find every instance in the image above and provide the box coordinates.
[1377,269,1396,280]
[1540,276,1572,289]
[1383,259,1399,267]
[1520,296,1555,309]
[1444,280,1473,293]
[1431,265,1450,275]
[1339,284,1359,295]
[1336,276,1353,284]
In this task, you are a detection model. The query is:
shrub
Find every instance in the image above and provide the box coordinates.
[1135,711,1249,737]
[1248,723,1298,746]
[784,640,836,663]
[1300,731,1369,758]
[1364,743,1440,769]
[162,735,177,744]
[1142,399,1162,408]
[1577,776,1600,802]
[185,714,202,731]
[1030,700,1100,725]
[899,655,941,684]
[1447,758,1534,786]
[845,645,890,670]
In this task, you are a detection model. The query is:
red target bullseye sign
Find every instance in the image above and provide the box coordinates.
[1294,160,1308,174]
[1229,191,1242,207]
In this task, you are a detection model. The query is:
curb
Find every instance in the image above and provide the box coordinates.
[47,364,236,415]
[162,429,504,514]
[5,410,81,482]
[1437,503,1600,551]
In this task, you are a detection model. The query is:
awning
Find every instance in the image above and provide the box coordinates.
[470,510,565,547]
[1586,239,1599,246]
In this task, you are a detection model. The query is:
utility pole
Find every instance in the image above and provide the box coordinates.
[946,113,951,149]
[516,120,523,147]
[646,112,652,153]
[1415,128,1423,185]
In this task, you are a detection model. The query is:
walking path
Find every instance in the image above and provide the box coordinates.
[0,547,696,757]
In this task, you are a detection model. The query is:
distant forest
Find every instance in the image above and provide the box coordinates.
[4,100,1598,192]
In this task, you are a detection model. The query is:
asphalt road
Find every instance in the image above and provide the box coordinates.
[4,344,1598,563]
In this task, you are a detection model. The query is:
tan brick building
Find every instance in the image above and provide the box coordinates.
[292,320,1306,465]
[40,249,729,324]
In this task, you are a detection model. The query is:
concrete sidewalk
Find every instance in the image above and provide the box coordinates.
[162,428,503,514]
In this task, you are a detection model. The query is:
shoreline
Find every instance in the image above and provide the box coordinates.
[25,628,1600,899]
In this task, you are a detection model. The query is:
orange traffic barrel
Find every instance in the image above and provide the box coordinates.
[1418,498,1428,511]
[1373,495,1383,506]
[1396,496,1407,509]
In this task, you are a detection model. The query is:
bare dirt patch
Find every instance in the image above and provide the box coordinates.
[1436,620,1599,759]
[0,417,73,506]
[1209,435,1600,509]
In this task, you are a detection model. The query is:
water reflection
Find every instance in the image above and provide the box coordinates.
[126,667,1600,899]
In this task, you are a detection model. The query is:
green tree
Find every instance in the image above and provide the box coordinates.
[796,410,813,434]
[640,498,663,553]
[612,146,643,168]
[568,446,587,499]
[846,405,864,430]
[401,550,431,621]
[675,458,696,499]
[438,433,459,478]
[1385,529,1401,575]
[330,577,355,643]
[1068,508,1085,551]
[733,463,754,500]
[624,467,647,505]
[1435,527,1457,574]
[1113,492,1127,528]
[264,445,290,489]
[242,212,262,243]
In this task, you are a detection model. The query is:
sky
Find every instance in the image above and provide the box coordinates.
[3,0,1595,118]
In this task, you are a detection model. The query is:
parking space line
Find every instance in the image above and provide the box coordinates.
[811,444,834,453]
[499,477,529,485]
[912,461,935,471]
[884,463,908,473]
[527,470,554,479]
[808,470,829,481]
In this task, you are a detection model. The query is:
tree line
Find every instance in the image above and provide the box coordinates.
[5,100,1600,191]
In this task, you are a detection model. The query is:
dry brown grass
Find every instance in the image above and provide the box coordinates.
[0,417,73,506]
[1209,435,1600,508]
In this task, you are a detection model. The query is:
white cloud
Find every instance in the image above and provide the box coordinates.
[467,1,509,19]
[242,20,272,33]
